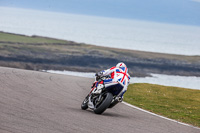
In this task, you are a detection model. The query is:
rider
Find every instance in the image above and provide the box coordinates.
[93,62,130,102]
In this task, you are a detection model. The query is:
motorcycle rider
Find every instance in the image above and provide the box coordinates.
[92,62,130,102]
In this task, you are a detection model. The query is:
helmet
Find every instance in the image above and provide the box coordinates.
[116,62,127,70]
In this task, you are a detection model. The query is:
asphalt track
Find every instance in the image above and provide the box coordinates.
[0,67,199,133]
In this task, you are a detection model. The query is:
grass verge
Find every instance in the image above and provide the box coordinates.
[124,83,200,127]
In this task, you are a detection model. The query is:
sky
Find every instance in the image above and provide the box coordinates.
[0,0,200,26]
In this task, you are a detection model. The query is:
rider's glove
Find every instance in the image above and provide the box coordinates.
[95,71,103,77]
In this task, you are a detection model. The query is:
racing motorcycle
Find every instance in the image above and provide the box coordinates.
[81,76,122,114]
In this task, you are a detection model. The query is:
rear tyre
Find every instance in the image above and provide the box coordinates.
[81,95,89,110]
[108,99,119,108]
[94,93,113,114]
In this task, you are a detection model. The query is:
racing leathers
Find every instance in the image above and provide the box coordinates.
[94,66,130,101]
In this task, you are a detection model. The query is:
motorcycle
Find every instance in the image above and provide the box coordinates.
[81,76,122,114]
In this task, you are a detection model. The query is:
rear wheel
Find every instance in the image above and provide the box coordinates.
[108,99,119,108]
[94,93,113,114]
[81,95,89,110]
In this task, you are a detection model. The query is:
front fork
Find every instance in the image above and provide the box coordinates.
[89,80,104,95]
[89,81,98,95]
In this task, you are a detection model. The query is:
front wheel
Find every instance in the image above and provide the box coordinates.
[81,95,89,110]
[94,93,113,114]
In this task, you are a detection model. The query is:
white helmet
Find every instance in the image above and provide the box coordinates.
[116,62,127,69]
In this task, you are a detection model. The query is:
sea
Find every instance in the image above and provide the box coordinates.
[1,7,200,55]
[0,7,200,89]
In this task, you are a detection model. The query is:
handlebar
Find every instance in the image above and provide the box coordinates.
[95,75,111,81]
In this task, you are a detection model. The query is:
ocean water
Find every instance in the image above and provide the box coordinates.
[45,70,200,90]
[1,7,200,55]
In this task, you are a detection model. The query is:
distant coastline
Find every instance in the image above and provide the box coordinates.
[1,7,200,55]
[0,31,200,77]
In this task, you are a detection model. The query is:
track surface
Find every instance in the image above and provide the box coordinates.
[0,67,199,133]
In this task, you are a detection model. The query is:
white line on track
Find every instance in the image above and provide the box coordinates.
[122,102,200,130]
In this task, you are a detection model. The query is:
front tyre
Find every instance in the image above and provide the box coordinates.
[81,95,89,110]
[94,93,113,114]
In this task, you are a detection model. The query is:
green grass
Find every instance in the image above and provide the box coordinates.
[0,32,67,43]
[124,83,200,127]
